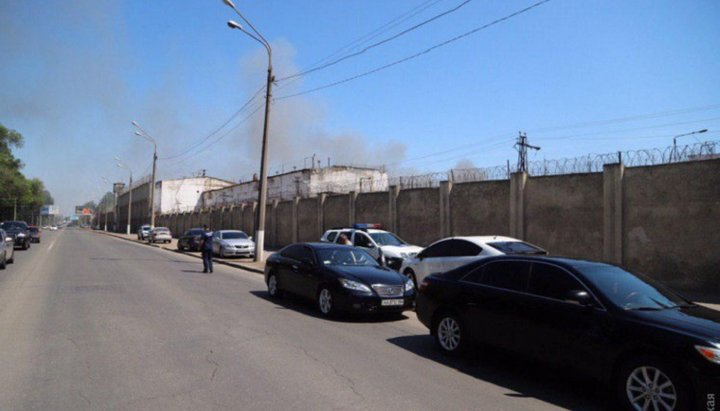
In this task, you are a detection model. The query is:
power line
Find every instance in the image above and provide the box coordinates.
[159,85,266,161]
[278,0,474,82]
[276,0,552,100]
[276,0,446,91]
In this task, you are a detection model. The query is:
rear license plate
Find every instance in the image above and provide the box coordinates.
[381,299,404,306]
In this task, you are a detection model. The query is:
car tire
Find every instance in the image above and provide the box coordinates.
[267,273,283,299]
[7,254,14,264]
[0,257,5,270]
[317,286,335,317]
[434,311,466,355]
[615,355,691,411]
[23,241,29,250]
[403,269,418,290]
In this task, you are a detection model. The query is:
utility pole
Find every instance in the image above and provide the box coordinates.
[514,131,540,173]
[13,198,17,220]
[132,121,158,229]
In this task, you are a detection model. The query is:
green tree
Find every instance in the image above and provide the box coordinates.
[0,123,54,221]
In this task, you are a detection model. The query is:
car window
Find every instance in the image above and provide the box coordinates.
[212,232,221,239]
[222,231,248,240]
[281,245,305,261]
[487,241,546,255]
[326,231,337,242]
[419,240,453,258]
[317,248,379,267]
[528,263,587,301]
[353,232,373,248]
[449,239,482,257]
[479,261,531,292]
[369,232,405,246]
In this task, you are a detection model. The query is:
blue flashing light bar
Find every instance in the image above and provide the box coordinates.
[353,223,382,229]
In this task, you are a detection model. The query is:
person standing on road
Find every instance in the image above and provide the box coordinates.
[200,225,214,273]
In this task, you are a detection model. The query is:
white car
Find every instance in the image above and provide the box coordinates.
[212,230,255,258]
[321,224,423,271]
[137,224,151,240]
[148,227,172,244]
[399,236,547,288]
[0,229,15,269]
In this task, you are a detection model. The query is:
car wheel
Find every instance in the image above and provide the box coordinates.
[434,312,465,355]
[317,286,335,317]
[0,254,5,270]
[7,254,14,264]
[403,269,417,290]
[267,273,283,298]
[616,356,690,411]
[23,241,29,250]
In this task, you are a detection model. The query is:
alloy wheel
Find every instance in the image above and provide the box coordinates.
[318,288,332,315]
[268,275,278,297]
[625,366,677,411]
[437,317,461,351]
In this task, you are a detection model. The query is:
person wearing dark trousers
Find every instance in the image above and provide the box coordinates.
[200,225,214,273]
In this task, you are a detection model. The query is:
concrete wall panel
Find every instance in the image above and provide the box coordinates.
[323,195,349,230]
[298,198,320,242]
[397,188,440,246]
[355,192,389,227]
[450,181,510,237]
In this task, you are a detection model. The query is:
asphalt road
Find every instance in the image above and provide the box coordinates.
[0,228,610,410]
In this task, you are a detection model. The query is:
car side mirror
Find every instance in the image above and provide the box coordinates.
[566,290,594,307]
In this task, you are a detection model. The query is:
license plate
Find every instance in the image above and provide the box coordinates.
[381,299,404,306]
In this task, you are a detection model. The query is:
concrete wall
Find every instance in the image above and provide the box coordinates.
[297,198,320,242]
[154,159,720,292]
[623,159,720,290]
[355,192,390,228]
[397,188,441,246]
[525,173,604,260]
[323,195,349,230]
[450,180,510,237]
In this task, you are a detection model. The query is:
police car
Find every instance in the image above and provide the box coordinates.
[320,224,423,271]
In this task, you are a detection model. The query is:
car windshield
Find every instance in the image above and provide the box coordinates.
[578,264,689,310]
[369,232,405,246]
[222,232,248,240]
[29,227,39,233]
[487,241,546,255]
[1,222,27,230]
[317,249,380,267]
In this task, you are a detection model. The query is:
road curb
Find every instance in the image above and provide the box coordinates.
[91,230,265,274]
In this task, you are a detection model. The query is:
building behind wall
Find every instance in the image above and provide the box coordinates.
[116,176,234,232]
[201,165,388,208]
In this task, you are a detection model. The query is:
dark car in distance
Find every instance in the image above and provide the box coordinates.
[265,242,415,316]
[415,255,720,411]
[28,226,41,243]
[177,228,205,251]
[0,221,31,250]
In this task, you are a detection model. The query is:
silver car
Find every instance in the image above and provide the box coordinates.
[148,227,172,244]
[0,229,15,269]
[212,230,255,258]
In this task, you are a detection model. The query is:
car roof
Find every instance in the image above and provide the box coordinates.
[217,229,246,233]
[480,254,615,270]
[442,235,522,244]
[302,241,355,250]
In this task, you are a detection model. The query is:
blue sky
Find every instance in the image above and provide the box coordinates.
[1,0,719,214]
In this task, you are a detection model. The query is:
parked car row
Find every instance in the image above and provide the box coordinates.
[264,224,719,411]
[0,220,41,270]
[176,227,256,258]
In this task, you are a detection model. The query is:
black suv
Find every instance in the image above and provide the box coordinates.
[0,221,31,250]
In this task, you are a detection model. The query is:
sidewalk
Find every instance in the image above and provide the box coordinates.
[94,230,268,274]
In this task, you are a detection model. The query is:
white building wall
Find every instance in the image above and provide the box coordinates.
[155,177,234,213]
[201,167,388,208]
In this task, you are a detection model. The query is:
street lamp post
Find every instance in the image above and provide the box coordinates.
[132,121,158,229]
[101,177,112,232]
[224,0,273,262]
[115,158,134,235]
[672,129,708,162]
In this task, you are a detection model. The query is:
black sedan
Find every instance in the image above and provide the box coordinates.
[177,228,205,251]
[0,221,31,250]
[265,242,415,316]
[416,255,720,411]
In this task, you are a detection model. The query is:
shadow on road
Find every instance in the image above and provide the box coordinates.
[249,290,409,323]
[386,335,611,411]
[90,257,196,264]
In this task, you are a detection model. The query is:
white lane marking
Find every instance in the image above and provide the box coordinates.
[47,229,65,251]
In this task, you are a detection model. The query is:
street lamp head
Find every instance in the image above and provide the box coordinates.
[131,120,140,127]
[227,20,243,30]
[134,131,143,137]
[114,156,122,162]
[698,129,708,134]
[223,0,236,9]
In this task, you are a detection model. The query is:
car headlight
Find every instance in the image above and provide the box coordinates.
[404,278,414,292]
[695,344,720,365]
[17,233,25,237]
[400,252,409,258]
[338,278,372,293]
